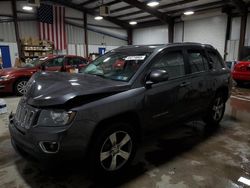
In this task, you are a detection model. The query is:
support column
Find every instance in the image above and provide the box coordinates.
[11,0,22,57]
[224,13,232,60]
[238,14,247,60]
[83,12,88,58]
[168,20,174,43]
[127,29,132,45]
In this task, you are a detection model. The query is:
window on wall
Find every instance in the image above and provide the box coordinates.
[152,51,185,79]
[187,50,208,73]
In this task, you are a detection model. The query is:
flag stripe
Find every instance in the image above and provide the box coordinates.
[63,8,66,49]
[38,4,66,50]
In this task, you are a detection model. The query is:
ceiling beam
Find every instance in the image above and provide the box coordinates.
[92,0,122,10]
[123,15,153,22]
[112,0,197,19]
[46,0,130,29]
[111,5,133,14]
[79,0,98,6]
[158,0,198,10]
[119,0,226,21]
[231,0,248,15]
[121,0,173,23]
[164,0,228,15]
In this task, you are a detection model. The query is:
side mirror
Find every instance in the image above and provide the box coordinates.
[146,69,169,86]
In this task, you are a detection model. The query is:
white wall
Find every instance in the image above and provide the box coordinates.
[88,45,120,54]
[174,22,184,43]
[133,25,169,45]
[18,21,39,39]
[0,22,16,42]
[245,14,250,46]
[183,15,227,56]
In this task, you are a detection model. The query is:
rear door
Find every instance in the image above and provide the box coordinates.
[183,47,211,114]
[143,48,191,129]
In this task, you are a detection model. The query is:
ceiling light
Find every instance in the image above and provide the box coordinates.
[22,5,33,11]
[184,11,194,15]
[129,21,137,25]
[95,16,103,20]
[147,1,160,7]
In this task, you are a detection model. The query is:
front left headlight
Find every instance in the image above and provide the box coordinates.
[50,111,76,125]
[0,75,11,81]
[38,110,76,126]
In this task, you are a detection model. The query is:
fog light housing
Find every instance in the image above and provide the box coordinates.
[39,141,59,153]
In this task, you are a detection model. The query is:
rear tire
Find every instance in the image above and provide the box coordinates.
[203,93,225,128]
[236,80,244,87]
[14,78,29,96]
[88,122,137,179]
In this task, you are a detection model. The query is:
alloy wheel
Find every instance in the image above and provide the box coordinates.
[17,81,27,95]
[100,131,132,171]
[212,97,224,121]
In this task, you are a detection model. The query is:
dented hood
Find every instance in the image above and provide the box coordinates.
[25,72,130,107]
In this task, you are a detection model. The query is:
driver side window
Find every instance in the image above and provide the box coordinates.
[152,51,185,79]
[46,57,64,67]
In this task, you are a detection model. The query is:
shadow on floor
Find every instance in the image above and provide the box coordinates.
[0,93,17,99]
[14,121,221,188]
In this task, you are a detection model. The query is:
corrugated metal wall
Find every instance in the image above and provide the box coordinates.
[88,30,126,46]
[18,21,39,39]
[0,22,16,42]
[66,24,85,44]
[133,25,169,45]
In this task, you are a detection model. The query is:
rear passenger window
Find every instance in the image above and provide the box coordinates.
[208,51,224,70]
[152,51,185,79]
[188,50,208,73]
[68,58,86,66]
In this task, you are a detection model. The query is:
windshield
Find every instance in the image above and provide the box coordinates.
[82,51,151,81]
[21,58,46,68]
[242,55,250,61]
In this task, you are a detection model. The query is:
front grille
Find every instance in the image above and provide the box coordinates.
[15,102,39,129]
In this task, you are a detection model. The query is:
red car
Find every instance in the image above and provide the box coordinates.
[0,55,87,95]
[232,55,250,86]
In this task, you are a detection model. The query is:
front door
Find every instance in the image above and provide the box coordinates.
[143,49,190,130]
[44,57,64,72]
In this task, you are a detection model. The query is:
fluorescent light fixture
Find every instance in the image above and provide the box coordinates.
[22,5,33,11]
[184,11,194,15]
[129,21,137,25]
[94,16,103,20]
[238,177,250,186]
[147,1,160,7]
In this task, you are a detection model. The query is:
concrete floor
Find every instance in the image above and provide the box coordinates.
[0,86,250,188]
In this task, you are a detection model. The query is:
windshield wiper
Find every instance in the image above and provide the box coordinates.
[87,73,106,78]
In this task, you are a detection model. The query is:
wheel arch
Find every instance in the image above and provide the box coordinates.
[13,76,30,93]
[216,86,229,102]
[87,111,142,153]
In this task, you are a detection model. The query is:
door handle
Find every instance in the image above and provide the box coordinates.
[179,82,191,87]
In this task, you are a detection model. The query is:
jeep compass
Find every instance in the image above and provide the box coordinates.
[9,43,232,176]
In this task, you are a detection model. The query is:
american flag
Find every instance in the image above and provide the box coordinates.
[38,4,66,50]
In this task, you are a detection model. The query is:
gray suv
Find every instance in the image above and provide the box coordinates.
[9,43,232,176]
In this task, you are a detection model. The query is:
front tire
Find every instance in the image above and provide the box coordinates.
[203,93,226,127]
[89,122,137,178]
[14,78,29,96]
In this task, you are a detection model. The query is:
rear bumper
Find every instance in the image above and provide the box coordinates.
[232,72,250,81]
